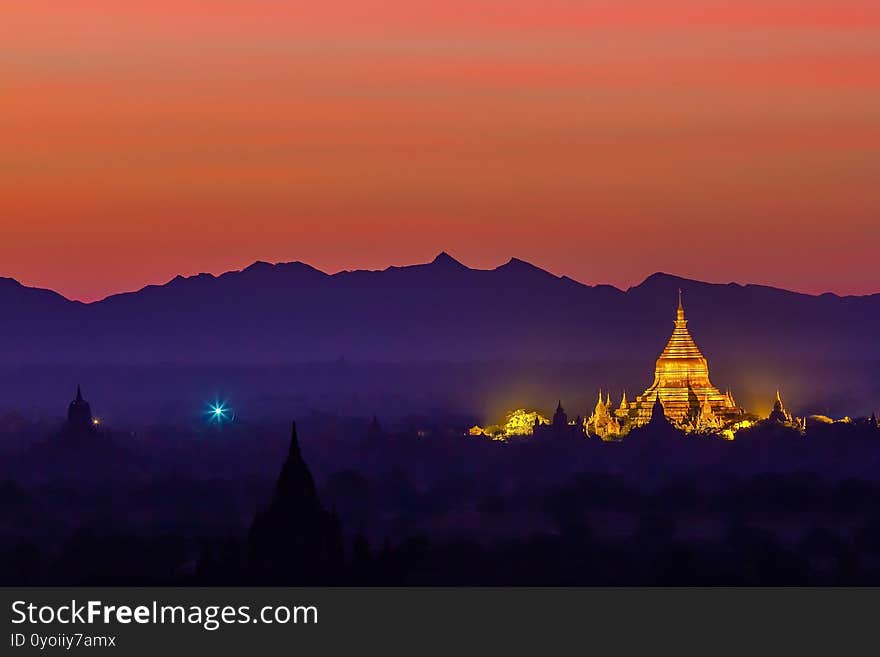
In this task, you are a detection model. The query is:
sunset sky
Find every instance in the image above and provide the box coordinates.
[2,1,879,301]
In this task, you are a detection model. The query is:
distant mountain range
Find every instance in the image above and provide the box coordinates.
[2,253,878,364]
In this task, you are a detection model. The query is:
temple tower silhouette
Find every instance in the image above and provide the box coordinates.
[66,385,97,435]
[247,422,343,582]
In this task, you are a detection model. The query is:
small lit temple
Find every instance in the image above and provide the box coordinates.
[768,390,793,424]
[587,291,746,436]
[766,389,805,431]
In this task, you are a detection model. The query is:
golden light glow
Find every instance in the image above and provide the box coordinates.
[625,292,746,428]
[806,415,851,426]
[470,409,550,441]
[470,299,821,443]
[504,409,547,436]
[727,420,754,440]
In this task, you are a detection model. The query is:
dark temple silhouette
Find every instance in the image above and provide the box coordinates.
[245,422,343,583]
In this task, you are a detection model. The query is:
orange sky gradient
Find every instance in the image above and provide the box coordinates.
[2,1,879,301]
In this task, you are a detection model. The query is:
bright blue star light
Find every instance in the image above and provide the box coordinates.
[207,401,233,424]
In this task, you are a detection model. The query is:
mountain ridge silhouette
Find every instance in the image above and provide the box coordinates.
[1,254,878,364]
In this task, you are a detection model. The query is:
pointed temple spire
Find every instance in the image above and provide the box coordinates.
[552,400,568,428]
[702,392,714,415]
[658,291,703,362]
[271,421,321,519]
[65,384,95,435]
[248,420,343,582]
[648,393,670,427]
[628,291,744,426]
[769,390,794,424]
[287,421,302,460]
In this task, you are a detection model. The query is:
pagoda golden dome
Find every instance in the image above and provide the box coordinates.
[631,290,741,425]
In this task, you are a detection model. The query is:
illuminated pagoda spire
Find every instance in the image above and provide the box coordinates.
[630,290,744,426]
[702,392,713,413]
[725,387,737,408]
[768,389,793,424]
[595,390,606,414]
[587,389,620,438]
[660,289,703,362]
[697,392,720,429]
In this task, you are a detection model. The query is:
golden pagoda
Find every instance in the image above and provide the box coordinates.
[627,290,743,427]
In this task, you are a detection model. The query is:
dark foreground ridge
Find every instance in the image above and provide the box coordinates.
[4,405,880,586]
